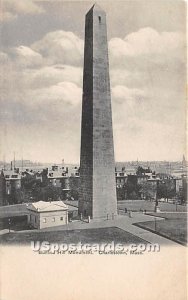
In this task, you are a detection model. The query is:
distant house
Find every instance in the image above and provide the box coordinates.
[115,170,128,200]
[0,172,4,206]
[3,170,21,195]
[175,178,183,193]
[137,175,148,185]
[41,165,80,200]
[115,170,128,188]
[0,170,22,205]
[27,200,68,229]
[47,169,68,188]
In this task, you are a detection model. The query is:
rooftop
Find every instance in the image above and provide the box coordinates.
[27,200,68,212]
[2,170,21,180]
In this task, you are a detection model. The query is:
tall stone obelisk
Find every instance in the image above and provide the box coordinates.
[79,4,117,219]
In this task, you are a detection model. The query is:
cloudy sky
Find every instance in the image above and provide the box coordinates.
[0,0,186,163]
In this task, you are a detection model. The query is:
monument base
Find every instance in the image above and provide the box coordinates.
[155,206,160,212]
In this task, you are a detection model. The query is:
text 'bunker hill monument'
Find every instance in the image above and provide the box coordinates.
[79,4,117,219]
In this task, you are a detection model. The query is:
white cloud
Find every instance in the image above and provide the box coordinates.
[109,27,185,59]
[10,46,43,67]
[32,31,84,66]
[112,85,145,103]
[110,68,133,87]
[0,51,9,63]
[28,81,82,107]
[26,65,82,88]
[0,0,44,22]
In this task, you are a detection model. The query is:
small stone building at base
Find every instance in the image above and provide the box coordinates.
[27,200,68,229]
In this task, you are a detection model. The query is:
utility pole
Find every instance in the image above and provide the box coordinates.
[13,152,15,171]
[3,154,6,170]
[21,146,24,171]
[8,218,11,233]
[154,217,157,232]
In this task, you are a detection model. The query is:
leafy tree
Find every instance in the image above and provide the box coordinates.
[136,166,152,176]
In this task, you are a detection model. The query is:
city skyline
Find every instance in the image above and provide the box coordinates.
[0,1,186,163]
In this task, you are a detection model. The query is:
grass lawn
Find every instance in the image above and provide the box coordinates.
[118,200,187,212]
[145,212,187,219]
[0,226,148,245]
[135,217,187,246]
